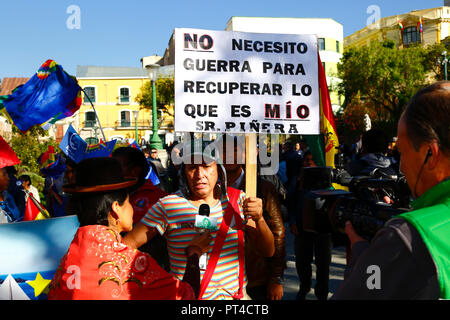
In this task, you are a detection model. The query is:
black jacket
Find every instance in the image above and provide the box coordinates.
[332,218,439,299]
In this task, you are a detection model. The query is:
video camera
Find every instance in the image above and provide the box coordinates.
[300,154,412,241]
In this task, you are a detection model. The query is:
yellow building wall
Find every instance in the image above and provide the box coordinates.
[77,78,152,142]
[324,61,338,76]
[345,7,448,50]
[322,37,344,53]
[319,38,344,108]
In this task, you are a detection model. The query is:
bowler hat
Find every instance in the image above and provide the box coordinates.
[63,157,137,193]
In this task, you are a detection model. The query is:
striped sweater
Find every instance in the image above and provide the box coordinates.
[141,190,248,300]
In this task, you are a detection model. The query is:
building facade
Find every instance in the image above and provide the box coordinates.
[224,17,344,113]
[76,65,167,145]
[0,78,29,141]
[345,6,450,49]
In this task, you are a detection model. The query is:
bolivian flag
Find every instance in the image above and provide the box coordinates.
[23,193,50,221]
[304,54,339,169]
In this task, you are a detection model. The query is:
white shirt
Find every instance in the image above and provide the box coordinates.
[25,185,40,203]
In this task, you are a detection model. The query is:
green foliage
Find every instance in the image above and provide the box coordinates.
[422,42,450,80]
[337,40,447,136]
[135,78,175,116]
[335,95,373,143]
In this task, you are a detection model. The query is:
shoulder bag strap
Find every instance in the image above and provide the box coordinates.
[198,188,244,300]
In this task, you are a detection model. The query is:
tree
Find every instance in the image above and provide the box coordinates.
[335,95,376,144]
[135,78,175,116]
[8,124,58,196]
[423,42,450,81]
[337,40,433,134]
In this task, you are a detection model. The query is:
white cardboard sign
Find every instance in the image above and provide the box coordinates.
[174,28,320,135]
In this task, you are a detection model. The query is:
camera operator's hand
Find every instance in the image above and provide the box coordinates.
[345,221,366,247]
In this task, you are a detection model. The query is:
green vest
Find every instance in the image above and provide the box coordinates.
[400,179,450,299]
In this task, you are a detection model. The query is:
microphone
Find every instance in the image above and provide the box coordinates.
[195,204,213,271]
[195,203,218,234]
[196,204,211,234]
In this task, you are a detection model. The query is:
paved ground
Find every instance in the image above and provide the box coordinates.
[282,223,347,300]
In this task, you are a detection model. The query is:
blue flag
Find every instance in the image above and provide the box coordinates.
[83,140,117,159]
[1,60,81,132]
[146,163,160,185]
[59,124,88,163]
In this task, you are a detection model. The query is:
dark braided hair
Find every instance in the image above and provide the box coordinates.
[71,191,127,227]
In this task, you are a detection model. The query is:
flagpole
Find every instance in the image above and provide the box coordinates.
[81,88,107,143]
[421,18,424,44]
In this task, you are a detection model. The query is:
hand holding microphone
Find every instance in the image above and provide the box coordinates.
[194,204,216,270]
[187,232,212,257]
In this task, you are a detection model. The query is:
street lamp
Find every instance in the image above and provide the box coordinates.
[132,110,139,142]
[442,51,448,81]
[145,63,163,149]
[438,51,448,81]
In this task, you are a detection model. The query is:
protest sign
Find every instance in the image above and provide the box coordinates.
[174,28,320,135]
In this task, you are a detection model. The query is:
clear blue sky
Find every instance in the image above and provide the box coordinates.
[0,0,444,79]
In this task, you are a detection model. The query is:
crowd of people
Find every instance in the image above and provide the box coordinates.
[0,81,449,300]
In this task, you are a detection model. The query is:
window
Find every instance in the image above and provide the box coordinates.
[85,111,96,128]
[336,40,340,53]
[83,86,96,104]
[120,110,131,127]
[119,87,130,104]
[318,38,325,51]
[85,137,98,145]
[403,26,421,46]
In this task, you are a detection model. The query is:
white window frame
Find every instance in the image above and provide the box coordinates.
[318,38,325,51]
[119,109,132,127]
[119,86,131,104]
[84,111,96,128]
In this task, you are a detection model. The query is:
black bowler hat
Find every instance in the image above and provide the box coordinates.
[62,157,137,193]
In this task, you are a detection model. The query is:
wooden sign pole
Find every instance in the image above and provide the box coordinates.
[245,133,258,198]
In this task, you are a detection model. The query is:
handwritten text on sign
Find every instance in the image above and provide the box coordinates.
[174,28,320,134]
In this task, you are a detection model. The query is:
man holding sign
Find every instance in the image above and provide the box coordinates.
[123,142,275,300]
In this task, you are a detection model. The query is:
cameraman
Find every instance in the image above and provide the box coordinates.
[333,81,450,299]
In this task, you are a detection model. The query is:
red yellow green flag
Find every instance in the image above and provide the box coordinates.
[319,55,339,168]
[305,54,339,168]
